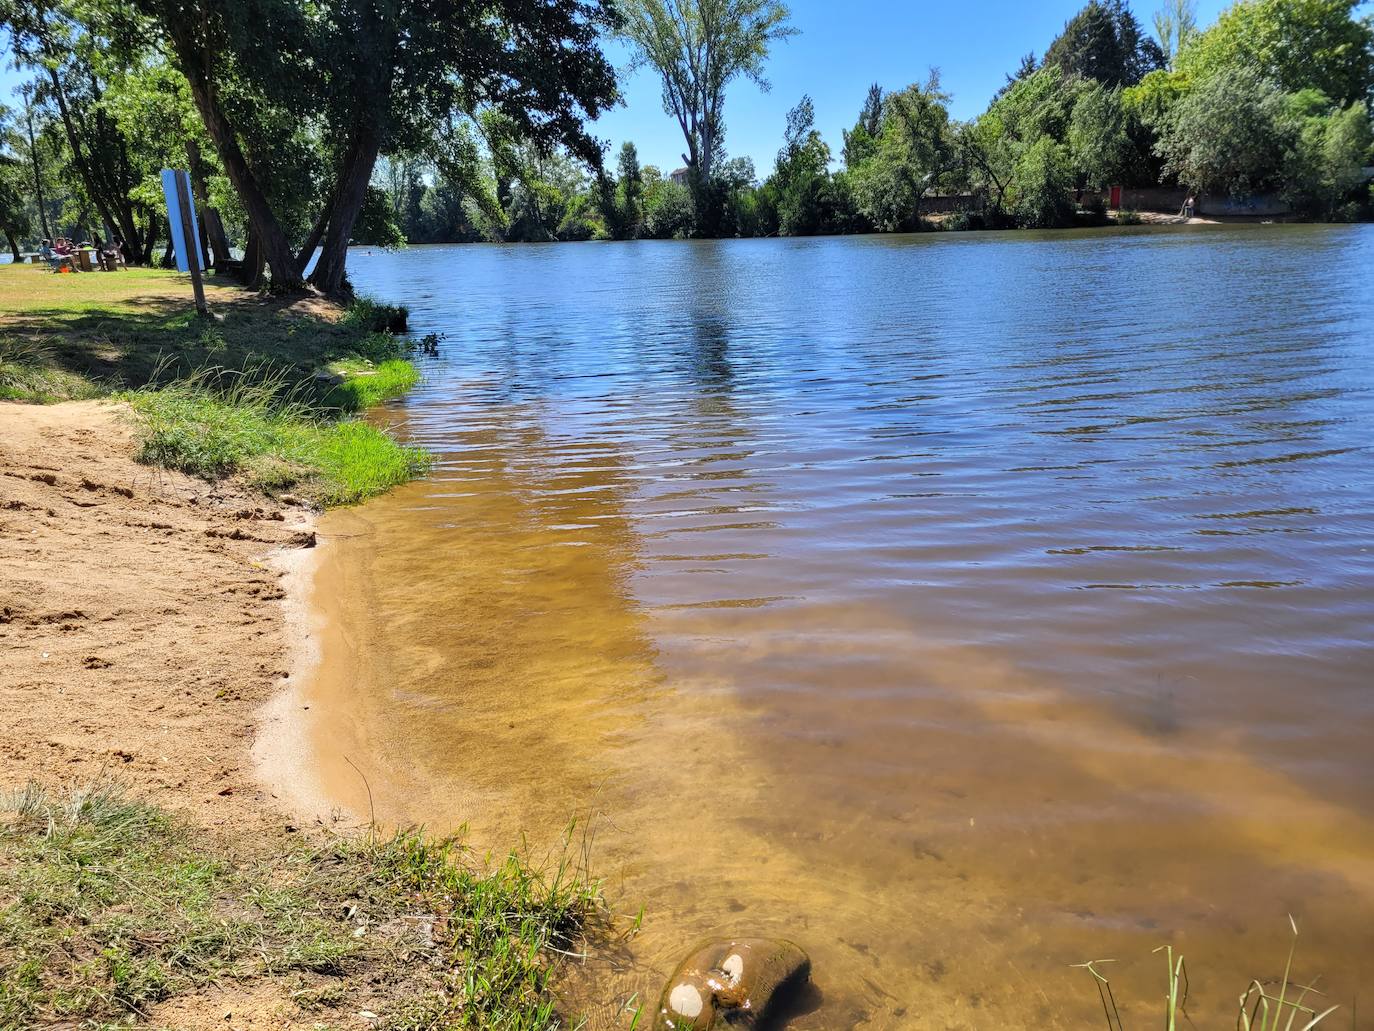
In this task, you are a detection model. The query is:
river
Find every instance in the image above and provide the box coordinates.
[297,225,1374,1029]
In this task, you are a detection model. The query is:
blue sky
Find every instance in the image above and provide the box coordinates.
[3,0,1234,176]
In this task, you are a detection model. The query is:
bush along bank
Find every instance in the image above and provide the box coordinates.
[0,265,430,507]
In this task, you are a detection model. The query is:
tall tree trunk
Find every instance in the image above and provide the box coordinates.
[293,195,334,275]
[44,67,122,252]
[165,21,303,291]
[308,127,382,296]
[4,229,21,261]
[185,138,232,269]
[240,231,265,290]
[23,102,51,242]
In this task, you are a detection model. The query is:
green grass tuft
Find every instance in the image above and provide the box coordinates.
[0,783,606,1030]
[124,367,429,506]
[0,337,104,403]
[325,357,422,412]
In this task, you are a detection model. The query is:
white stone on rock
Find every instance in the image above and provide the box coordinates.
[669,983,704,1019]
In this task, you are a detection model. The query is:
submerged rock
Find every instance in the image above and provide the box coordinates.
[655,937,810,1029]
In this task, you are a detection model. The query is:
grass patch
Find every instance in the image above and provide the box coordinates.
[325,356,422,412]
[0,783,607,1030]
[0,263,430,506]
[125,368,429,506]
[0,338,103,403]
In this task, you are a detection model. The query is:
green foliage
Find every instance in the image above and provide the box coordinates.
[615,141,646,238]
[771,95,840,235]
[325,358,422,412]
[1122,67,1193,128]
[1281,95,1374,217]
[1043,0,1165,87]
[1152,0,1199,68]
[850,73,960,231]
[842,83,884,169]
[1013,136,1077,227]
[354,184,408,249]
[1155,65,1292,194]
[643,179,695,238]
[126,368,428,506]
[1176,0,1374,106]
[1069,82,1135,188]
[619,0,797,218]
[344,295,411,335]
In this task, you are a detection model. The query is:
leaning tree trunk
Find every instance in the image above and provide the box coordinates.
[185,139,233,270]
[23,107,52,242]
[166,21,304,291]
[4,230,21,261]
[308,127,382,296]
[293,194,335,275]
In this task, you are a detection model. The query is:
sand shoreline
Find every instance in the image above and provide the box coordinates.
[0,400,322,843]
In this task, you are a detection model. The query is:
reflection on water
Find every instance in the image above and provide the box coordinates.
[307,226,1374,1028]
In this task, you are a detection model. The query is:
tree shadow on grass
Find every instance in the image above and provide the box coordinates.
[1,285,373,393]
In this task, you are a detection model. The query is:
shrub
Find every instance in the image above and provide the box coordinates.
[344,296,409,334]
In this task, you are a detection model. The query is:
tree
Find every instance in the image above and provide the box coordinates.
[1013,136,1076,226]
[1176,0,1374,107]
[996,52,1040,100]
[1044,0,1165,87]
[965,65,1078,216]
[130,0,617,292]
[618,0,796,224]
[644,179,694,238]
[842,83,883,168]
[1156,65,1292,195]
[1152,0,1198,67]
[1281,91,1374,216]
[1069,82,1134,187]
[16,82,51,242]
[850,72,960,231]
[1,0,163,262]
[769,95,837,234]
[0,107,30,258]
[617,141,645,238]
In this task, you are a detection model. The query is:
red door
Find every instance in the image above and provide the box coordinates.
[1110,185,1123,209]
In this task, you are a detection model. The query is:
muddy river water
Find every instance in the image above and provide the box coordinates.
[294,226,1374,1028]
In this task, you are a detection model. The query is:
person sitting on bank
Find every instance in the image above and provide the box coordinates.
[1182,196,1196,218]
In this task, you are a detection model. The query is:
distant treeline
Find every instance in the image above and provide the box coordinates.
[1,0,1371,287]
[376,0,1374,243]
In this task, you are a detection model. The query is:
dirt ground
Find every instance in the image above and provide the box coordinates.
[0,400,336,1028]
[0,400,319,839]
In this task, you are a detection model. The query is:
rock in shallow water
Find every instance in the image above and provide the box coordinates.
[655,938,810,1029]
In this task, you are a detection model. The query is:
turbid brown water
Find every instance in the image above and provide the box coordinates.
[291,226,1374,1028]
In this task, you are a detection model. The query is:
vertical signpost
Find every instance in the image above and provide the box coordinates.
[160,168,209,317]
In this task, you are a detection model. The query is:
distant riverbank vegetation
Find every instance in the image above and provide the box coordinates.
[1,0,1370,294]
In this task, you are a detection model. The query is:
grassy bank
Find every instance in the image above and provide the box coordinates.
[0,783,603,1030]
[0,264,428,506]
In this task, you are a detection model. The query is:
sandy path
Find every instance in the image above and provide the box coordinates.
[0,400,316,845]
